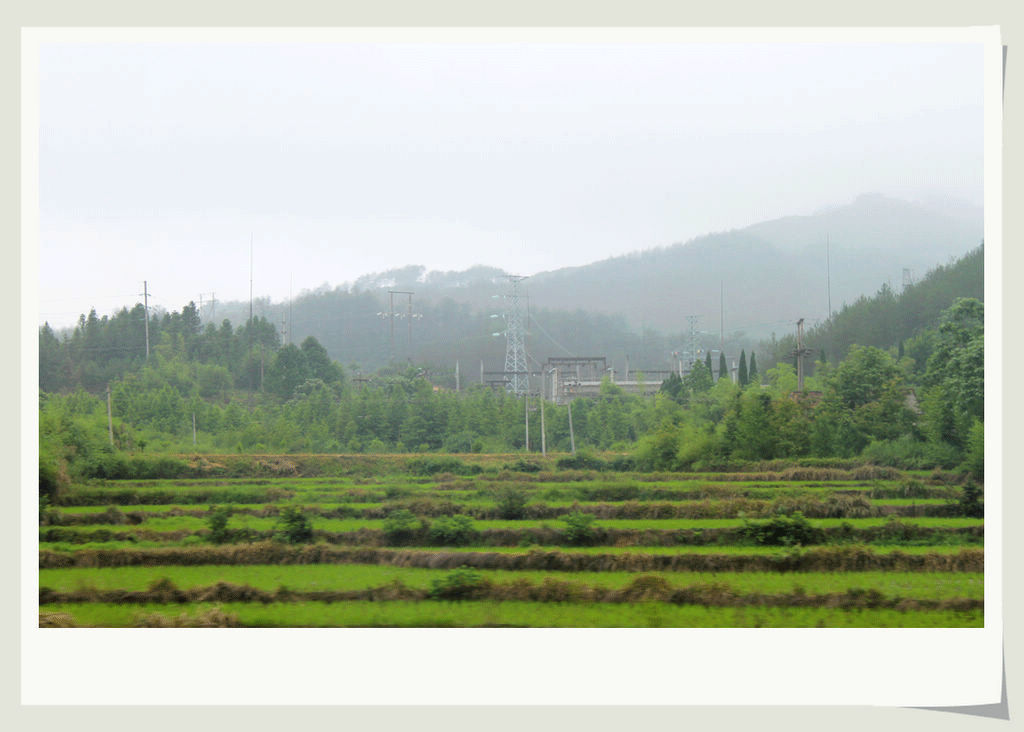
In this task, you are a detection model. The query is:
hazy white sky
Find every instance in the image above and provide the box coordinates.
[37,37,984,327]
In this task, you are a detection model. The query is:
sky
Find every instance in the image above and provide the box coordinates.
[36,35,985,328]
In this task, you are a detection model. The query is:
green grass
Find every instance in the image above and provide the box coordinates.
[46,514,984,532]
[38,565,985,599]
[39,600,983,627]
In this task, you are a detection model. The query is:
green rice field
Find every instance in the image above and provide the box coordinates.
[39,456,983,627]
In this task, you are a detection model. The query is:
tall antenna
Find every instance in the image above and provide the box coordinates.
[502,275,529,395]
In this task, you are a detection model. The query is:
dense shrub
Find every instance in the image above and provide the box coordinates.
[556,452,607,471]
[958,481,984,518]
[428,566,489,601]
[494,486,529,519]
[274,507,314,544]
[382,509,423,544]
[860,437,961,470]
[207,506,233,544]
[502,459,543,473]
[407,457,483,476]
[428,514,477,546]
[561,511,597,545]
[739,512,825,546]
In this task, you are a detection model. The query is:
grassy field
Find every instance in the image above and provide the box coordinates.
[39,456,982,627]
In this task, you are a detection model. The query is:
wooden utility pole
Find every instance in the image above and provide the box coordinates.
[106,385,114,446]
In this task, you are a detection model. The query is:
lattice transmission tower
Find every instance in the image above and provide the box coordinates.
[502,275,529,395]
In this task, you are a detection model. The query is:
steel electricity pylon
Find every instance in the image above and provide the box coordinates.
[502,275,529,395]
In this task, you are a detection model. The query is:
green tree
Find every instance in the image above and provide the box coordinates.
[266,344,310,399]
[684,360,713,395]
[718,352,729,381]
[748,352,758,381]
[737,350,748,387]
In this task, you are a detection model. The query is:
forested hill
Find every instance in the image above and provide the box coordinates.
[42,194,982,387]
[759,244,983,370]
[204,193,979,368]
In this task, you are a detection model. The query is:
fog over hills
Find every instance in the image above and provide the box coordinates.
[325,193,981,338]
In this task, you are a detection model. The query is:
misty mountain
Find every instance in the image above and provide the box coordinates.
[207,193,981,372]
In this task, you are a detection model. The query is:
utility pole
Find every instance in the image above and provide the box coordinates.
[141,281,150,360]
[525,396,530,452]
[567,401,576,455]
[791,318,812,392]
[106,384,114,446]
[540,388,546,456]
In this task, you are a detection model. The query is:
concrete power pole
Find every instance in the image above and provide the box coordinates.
[540,390,546,456]
[792,318,812,392]
[525,396,530,452]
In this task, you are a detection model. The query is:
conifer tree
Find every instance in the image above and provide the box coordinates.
[705,352,712,375]
[738,350,748,386]
[718,352,729,381]
[749,352,758,381]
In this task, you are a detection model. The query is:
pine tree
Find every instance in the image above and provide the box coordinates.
[718,352,729,381]
[705,352,712,375]
[738,350,748,386]
[749,352,758,381]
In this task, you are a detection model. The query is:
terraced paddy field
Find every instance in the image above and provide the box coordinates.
[38,456,983,627]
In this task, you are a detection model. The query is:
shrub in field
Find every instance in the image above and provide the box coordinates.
[561,511,597,545]
[408,457,483,476]
[382,509,423,544]
[958,481,984,518]
[494,486,529,519]
[556,452,607,471]
[428,566,489,600]
[502,459,543,473]
[207,505,233,544]
[274,507,314,544]
[607,455,637,472]
[740,512,825,546]
[428,514,477,546]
